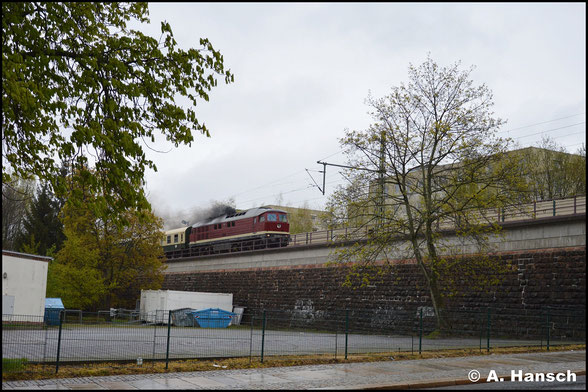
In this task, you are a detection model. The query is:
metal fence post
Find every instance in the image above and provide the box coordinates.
[152,317,157,361]
[165,311,172,369]
[546,311,551,351]
[486,308,491,353]
[344,309,349,360]
[419,308,423,355]
[43,318,49,364]
[260,310,266,363]
[249,315,254,363]
[334,329,338,359]
[55,310,64,374]
[479,323,483,353]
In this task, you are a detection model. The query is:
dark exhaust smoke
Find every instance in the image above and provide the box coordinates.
[206,204,237,221]
[156,200,238,230]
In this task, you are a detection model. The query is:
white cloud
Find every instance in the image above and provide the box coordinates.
[137,3,585,226]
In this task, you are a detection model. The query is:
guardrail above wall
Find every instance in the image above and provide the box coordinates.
[289,195,586,247]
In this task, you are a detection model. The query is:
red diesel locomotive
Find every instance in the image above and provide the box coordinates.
[162,206,290,259]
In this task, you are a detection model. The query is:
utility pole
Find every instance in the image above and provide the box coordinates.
[306,162,327,195]
[313,132,388,225]
[313,160,382,195]
[377,131,386,226]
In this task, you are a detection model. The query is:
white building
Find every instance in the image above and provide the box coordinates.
[140,290,233,324]
[2,250,51,318]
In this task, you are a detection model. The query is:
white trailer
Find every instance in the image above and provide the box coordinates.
[2,250,51,319]
[139,290,233,324]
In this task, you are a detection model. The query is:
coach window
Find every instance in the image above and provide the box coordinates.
[267,213,277,221]
[167,235,171,244]
[174,234,178,243]
[260,216,265,222]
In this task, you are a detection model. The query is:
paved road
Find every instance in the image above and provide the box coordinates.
[426,375,586,390]
[3,325,577,363]
[2,350,585,390]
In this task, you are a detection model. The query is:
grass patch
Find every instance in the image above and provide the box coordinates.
[425,330,442,339]
[2,344,584,382]
[2,358,28,374]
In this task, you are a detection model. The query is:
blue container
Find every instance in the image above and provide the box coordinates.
[44,298,65,326]
[190,308,236,328]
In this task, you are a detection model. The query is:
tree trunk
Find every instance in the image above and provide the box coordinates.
[412,238,447,331]
[428,275,446,330]
[424,217,447,331]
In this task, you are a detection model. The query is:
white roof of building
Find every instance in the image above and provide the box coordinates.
[2,250,53,262]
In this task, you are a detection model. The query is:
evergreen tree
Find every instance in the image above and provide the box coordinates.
[2,175,35,250]
[15,182,65,256]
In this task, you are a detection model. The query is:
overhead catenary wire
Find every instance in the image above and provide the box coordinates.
[157,113,585,224]
[508,122,585,140]
[496,112,585,134]
[309,114,585,164]
[229,169,308,198]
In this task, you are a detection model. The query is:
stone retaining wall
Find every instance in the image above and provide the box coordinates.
[162,247,586,338]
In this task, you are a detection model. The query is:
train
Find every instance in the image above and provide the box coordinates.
[162,206,290,259]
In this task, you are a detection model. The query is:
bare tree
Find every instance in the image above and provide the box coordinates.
[328,56,525,328]
[518,137,586,201]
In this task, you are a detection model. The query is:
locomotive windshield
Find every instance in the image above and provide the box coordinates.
[261,212,288,222]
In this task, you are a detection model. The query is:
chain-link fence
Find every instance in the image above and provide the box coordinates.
[2,306,585,377]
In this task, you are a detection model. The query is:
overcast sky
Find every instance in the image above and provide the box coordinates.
[135,3,586,228]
